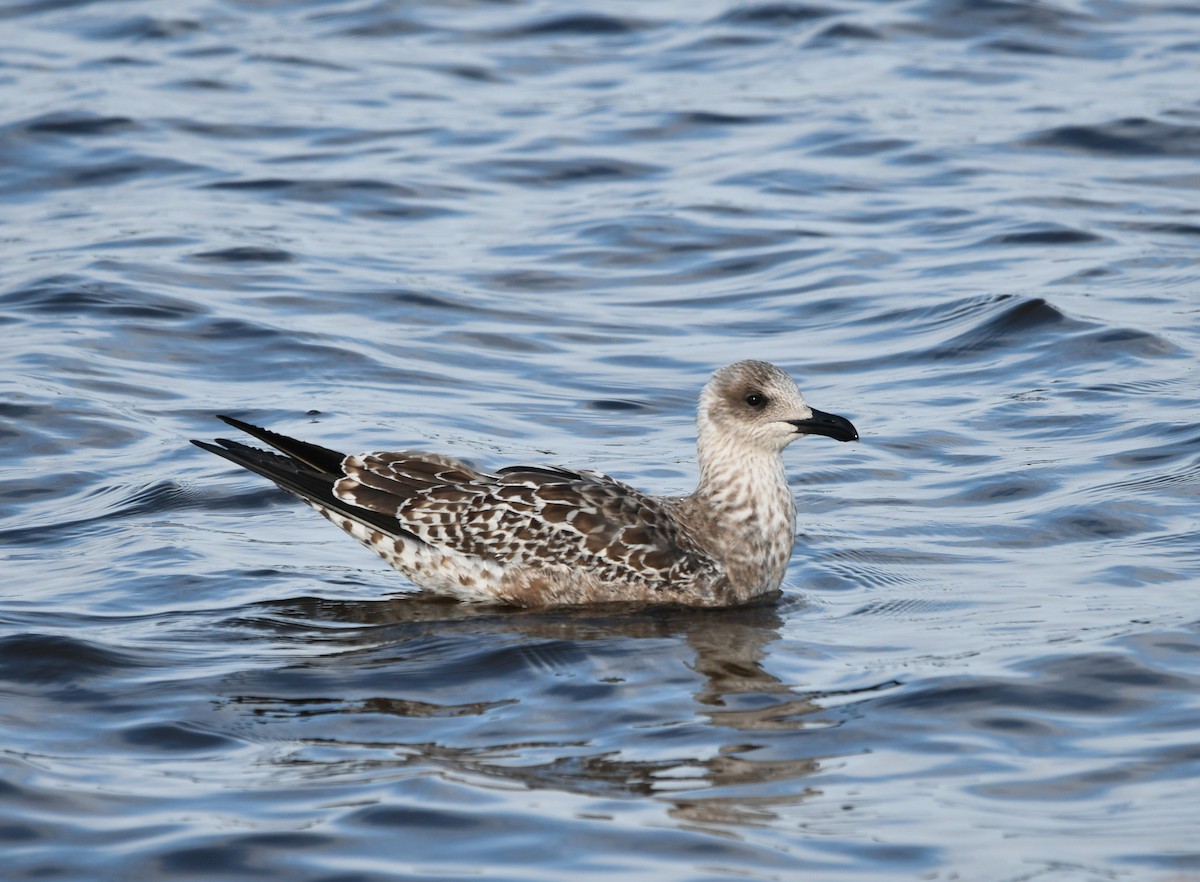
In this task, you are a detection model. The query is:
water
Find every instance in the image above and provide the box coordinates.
[2,0,1199,879]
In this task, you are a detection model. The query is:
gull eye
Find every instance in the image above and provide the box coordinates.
[744,393,768,408]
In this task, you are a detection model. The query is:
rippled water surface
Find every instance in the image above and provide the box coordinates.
[2,1,1199,879]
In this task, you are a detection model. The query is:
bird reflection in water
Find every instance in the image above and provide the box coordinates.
[223,596,894,830]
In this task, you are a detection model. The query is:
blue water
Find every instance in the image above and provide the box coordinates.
[2,1,1199,879]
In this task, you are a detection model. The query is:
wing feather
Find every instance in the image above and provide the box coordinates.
[335,454,720,588]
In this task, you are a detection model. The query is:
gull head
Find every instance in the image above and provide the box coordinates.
[699,360,858,455]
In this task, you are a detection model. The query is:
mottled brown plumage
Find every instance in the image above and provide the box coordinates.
[192,361,858,607]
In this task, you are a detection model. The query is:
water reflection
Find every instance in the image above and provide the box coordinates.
[223,596,888,828]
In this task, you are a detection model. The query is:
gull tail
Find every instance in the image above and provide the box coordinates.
[191,416,420,541]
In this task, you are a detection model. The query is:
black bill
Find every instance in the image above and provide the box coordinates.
[788,408,859,442]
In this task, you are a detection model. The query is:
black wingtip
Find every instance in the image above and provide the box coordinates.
[190,438,226,455]
[216,413,250,429]
[201,414,348,475]
[215,414,280,444]
[190,419,423,546]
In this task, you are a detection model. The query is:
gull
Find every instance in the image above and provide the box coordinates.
[192,360,858,607]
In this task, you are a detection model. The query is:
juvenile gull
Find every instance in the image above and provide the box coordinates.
[192,360,858,607]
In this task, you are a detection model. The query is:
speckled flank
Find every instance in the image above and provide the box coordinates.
[195,361,858,607]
